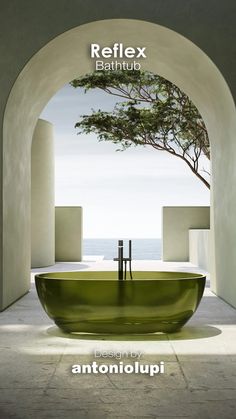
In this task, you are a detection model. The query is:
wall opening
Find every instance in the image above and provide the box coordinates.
[39,77,210,261]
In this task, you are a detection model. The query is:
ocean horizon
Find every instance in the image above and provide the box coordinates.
[83,238,162,260]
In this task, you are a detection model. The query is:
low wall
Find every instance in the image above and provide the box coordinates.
[189,229,210,271]
[162,206,210,261]
[55,206,83,261]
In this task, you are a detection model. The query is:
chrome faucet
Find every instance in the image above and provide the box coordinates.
[113,239,133,280]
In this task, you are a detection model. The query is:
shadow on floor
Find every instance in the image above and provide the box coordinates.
[46,324,221,341]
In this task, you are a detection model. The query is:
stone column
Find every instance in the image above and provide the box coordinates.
[31,119,55,267]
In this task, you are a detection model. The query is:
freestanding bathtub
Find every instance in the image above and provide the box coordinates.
[35,271,206,334]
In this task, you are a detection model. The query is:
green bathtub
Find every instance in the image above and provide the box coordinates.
[35,271,206,334]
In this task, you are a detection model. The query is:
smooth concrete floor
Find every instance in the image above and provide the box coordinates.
[0,260,236,419]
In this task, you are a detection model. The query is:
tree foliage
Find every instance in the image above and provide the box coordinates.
[71,70,210,189]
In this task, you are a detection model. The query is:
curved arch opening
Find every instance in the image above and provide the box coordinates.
[3,19,236,308]
[40,73,210,245]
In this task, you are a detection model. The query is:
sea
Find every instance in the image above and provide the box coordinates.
[83,238,162,260]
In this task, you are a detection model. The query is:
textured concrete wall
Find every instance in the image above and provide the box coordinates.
[55,207,82,262]
[31,119,55,268]
[189,229,210,271]
[162,207,210,261]
[1,1,236,309]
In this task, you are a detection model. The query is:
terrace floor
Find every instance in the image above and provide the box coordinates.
[0,259,236,419]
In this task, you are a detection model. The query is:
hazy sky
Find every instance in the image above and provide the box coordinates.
[40,84,210,238]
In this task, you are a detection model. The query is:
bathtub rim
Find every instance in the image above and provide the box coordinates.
[34,270,206,282]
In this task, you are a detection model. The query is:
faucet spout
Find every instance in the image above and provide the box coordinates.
[113,239,132,280]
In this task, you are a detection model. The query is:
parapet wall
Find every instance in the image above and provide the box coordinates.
[162,206,210,262]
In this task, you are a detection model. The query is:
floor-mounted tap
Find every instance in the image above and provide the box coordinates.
[113,239,133,280]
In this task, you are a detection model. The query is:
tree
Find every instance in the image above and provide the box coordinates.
[71,70,210,189]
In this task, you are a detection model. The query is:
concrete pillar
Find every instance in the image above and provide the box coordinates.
[31,119,55,267]
[55,206,83,261]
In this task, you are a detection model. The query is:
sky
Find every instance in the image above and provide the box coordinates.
[40,84,210,238]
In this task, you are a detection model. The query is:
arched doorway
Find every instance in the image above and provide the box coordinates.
[2,19,236,309]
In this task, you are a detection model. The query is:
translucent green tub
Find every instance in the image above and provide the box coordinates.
[35,271,206,334]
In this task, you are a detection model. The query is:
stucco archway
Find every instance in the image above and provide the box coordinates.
[2,19,236,309]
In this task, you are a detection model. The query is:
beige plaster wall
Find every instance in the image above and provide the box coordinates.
[189,229,210,271]
[31,119,55,268]
[55,207,83,262]
[162,207,210,261]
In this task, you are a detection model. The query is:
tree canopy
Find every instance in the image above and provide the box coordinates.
[71,70,210,189]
